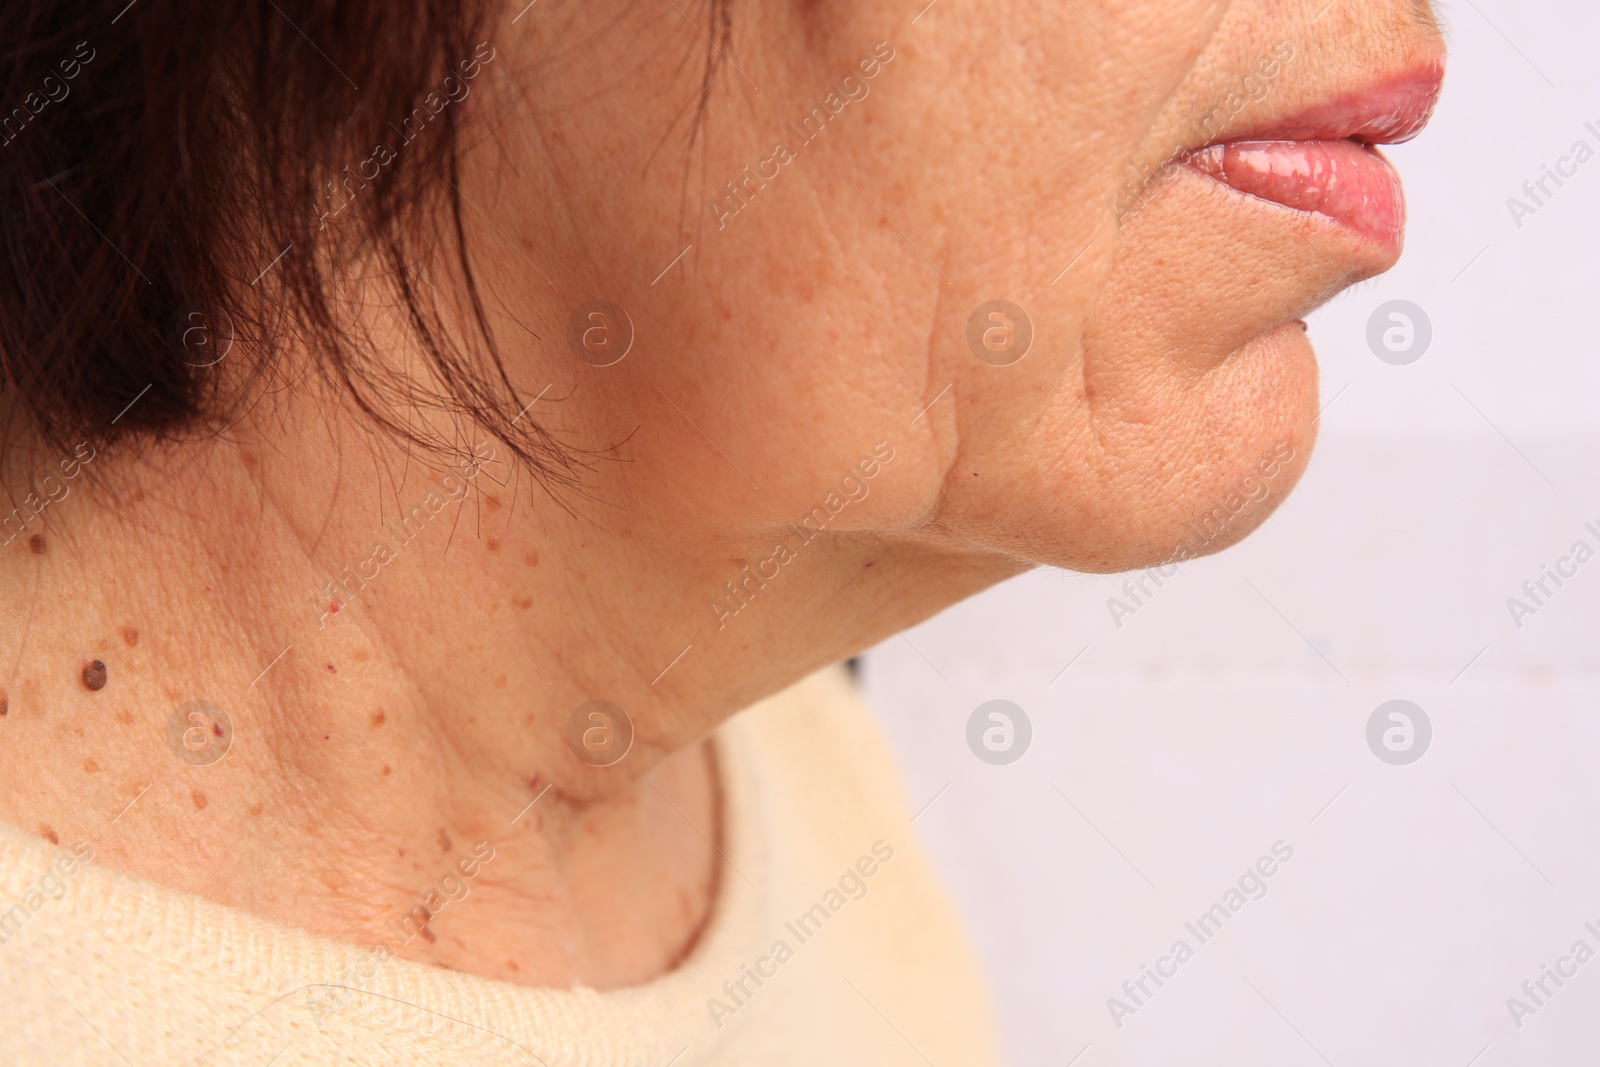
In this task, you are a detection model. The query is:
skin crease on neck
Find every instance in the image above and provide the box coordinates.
[0,0,1443,989]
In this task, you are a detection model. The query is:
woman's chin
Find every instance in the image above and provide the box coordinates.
[988,317,1319,575]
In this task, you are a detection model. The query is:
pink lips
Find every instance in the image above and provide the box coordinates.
[1184,64,1444,250]
[1188,139,1405,245]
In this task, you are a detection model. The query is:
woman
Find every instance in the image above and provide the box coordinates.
[0,0,1444,1062]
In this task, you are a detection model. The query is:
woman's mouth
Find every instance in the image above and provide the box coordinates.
[1182,64,1445,254]
[1187,139,1405,247]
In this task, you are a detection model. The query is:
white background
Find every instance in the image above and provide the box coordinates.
[860,3,1600,1064]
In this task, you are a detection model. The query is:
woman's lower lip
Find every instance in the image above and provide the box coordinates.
[1186,139,1405,250]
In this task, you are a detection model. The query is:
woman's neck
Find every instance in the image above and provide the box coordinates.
[0,363,1015,984]
[0,425,723,987]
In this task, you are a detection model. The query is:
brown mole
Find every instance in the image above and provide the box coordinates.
[191,790,207,810]
[0,687,7,716]
[82,660,107,690]
[121,627,138,646]
[39,825,58,845]
[28,534,45,555]
[437,830,452,852]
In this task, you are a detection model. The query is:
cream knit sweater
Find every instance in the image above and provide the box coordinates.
[0,667,1001,1066]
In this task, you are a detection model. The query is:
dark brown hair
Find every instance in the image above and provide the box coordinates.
[0,1,727,487]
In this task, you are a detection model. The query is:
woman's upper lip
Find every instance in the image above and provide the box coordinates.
[1208,61,1446,147]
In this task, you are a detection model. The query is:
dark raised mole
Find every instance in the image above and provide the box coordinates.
[28,534,45,555]
[39,825,58,845]
[82,660,107,691]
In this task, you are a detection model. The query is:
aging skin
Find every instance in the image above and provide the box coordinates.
[0,0,1443,988]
